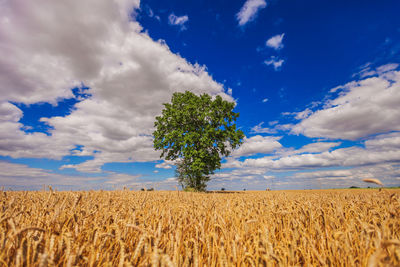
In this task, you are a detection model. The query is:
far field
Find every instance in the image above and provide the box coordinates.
[1,189,399,266]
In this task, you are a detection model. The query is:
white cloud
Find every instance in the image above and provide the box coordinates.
[250,120,296,135]
[294,142,341,154]
[353,63,399,78]
[0,161,141,190]
[294,108,312,120]
[292,68,400,140]
[0,0,232,173]
[0,102,22,122]
[0,160,183,190]
[168,13,189,30]
[213,167,270,183]
[365,132,400,149]
[236,0,267,26]
[223,169,264,178]
[220,131,400,173]
[155,161,174,169]
[289,164,400,188]
[144,6,161,21]
[243,132,400,170]
[231,135,282,157]
[282,109,313,120]
[3,0,399,191]
[264,56,284,71]
[250,122,276,134]
[263,175,275,180]
[221,157,244,169]
[376,63,399,73]
[216,162,400,190]
[0,102,74,159]
[262,98,268,103]
[291,169,353,180]
[216,132,400,189]
[266,33,285,50]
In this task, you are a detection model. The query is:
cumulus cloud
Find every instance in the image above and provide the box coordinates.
[218,132,400,184]
[0,0,232,173]
[292,67,400,140]
[365,132,400,149]
[236,0,267,26]
[168,13,189,30]
[264,56,284,71]
[231,135,282,157]
[294,141,341,154]
[216,131,400,189]
[242,132,400,170]
[0,101,74,159]
[3,0,399,191]
[155,161,174,169]
[216,162,400,190]
[266,33,285,50]
[214,66,400,189]
[213,167,269,182]
[0,102,22,123]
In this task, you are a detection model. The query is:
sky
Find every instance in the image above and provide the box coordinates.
[1,0,400,190]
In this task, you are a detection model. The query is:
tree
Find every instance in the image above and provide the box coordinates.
[153,91,244,191]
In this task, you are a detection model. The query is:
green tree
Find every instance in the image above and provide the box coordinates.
[153,91,244,191]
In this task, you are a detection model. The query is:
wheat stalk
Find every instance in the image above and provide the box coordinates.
[0,189,398,266]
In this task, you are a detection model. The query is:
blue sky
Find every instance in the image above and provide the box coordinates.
[1,0,400,190]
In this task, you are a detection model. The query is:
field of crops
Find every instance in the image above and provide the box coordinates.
[1,189,399,266]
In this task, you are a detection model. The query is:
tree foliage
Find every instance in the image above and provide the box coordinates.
[153,91,244,191]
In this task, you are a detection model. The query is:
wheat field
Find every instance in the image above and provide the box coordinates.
[0,189,399,266]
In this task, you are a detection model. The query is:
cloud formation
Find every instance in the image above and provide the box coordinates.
[231,135,282,157]
[266,33,285,50]
[1,1,399,191]
[264,56,284,71]
[0,161,144,190]
[292,68,400,140]
[168,13,189,30]
[236,0,267,26]
[353,63,399,79]
[217,131,400,189]
[0,0,231,173]
[231,132,400,171]
[250,122,276,134]
[155,161,174,169]
[218,66,400,189]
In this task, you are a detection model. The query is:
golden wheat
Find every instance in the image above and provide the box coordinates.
[0,189,399,266]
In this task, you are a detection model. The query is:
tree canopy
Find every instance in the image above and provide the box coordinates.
[153,91,244,191]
